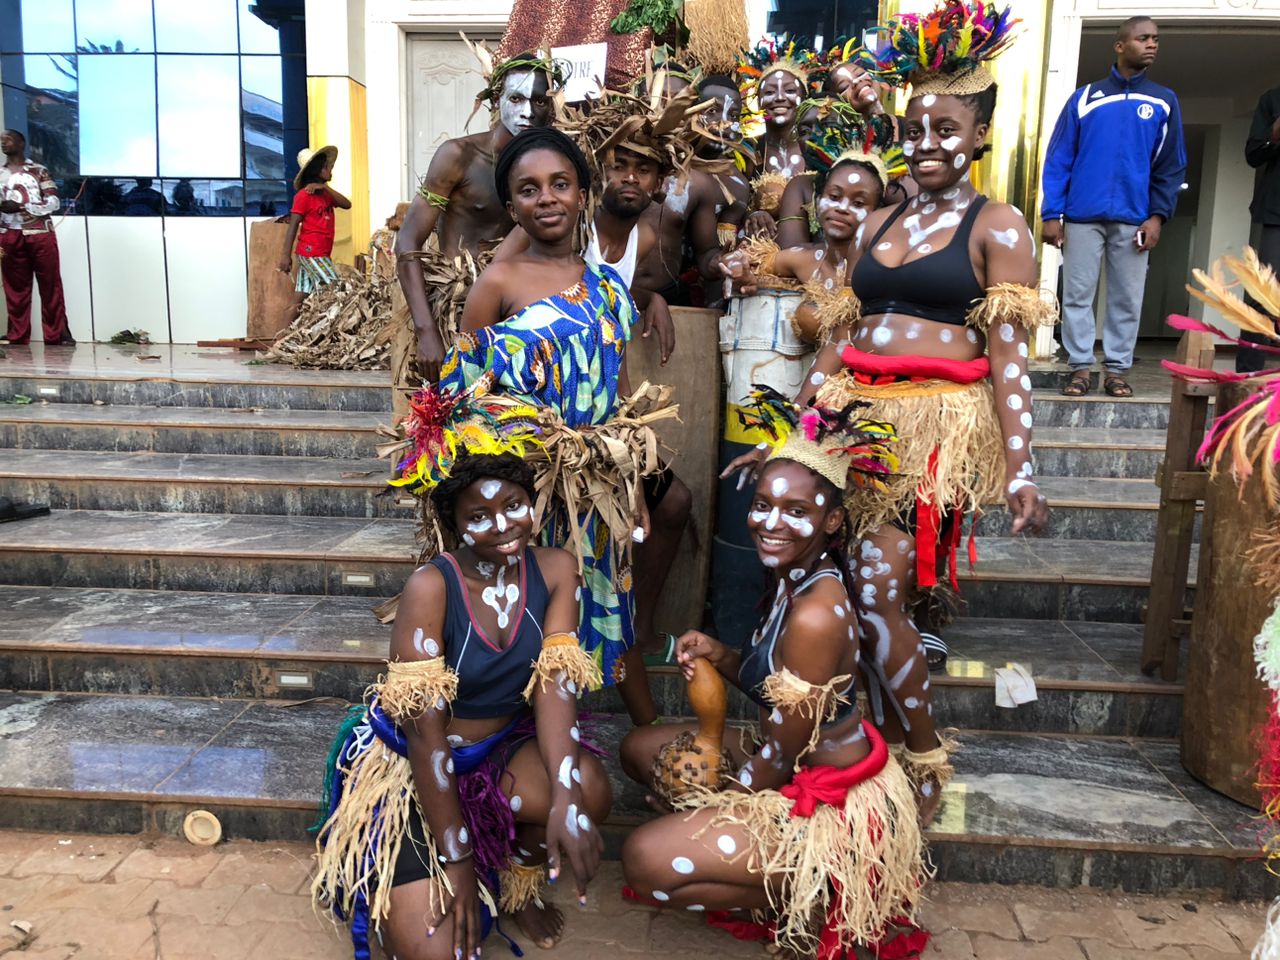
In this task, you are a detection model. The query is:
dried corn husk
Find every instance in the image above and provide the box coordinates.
[264,229,397,370]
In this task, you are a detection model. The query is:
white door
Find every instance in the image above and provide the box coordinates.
[407,35,499,190]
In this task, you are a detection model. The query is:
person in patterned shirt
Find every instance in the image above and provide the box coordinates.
[1,129,72,346]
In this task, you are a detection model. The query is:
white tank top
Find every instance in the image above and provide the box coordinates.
[586,224,639,290]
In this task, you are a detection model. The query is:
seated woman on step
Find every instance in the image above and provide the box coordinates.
[619,399,929,958]
[724,0,1055,825]
[439,127,669,727]
[313,444,611,960]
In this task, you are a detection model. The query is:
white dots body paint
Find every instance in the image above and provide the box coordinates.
[565,803,581,837]
[652,890,670,901]
[815,492,826,507]
[763,555,780,568]
[770,477,789,497]
[922,94,936,106]
[810,371,825,386]
[902,141,915,158]
[495,511,507,533]
[1003,362,1020,381]
[479,480,502,500]
[1018,461,1033,478]
[966,328,979,343]
[1008,394,1023,411]
[833,604,846,618]
[510,795,523,811]
[738,766,754,788]
[672,856,695,874]
[939,327,952,342]
[466,517,493,535]
[923,203,937,215]
[789,567,805,581]
[871,326,892,347]
[997,323,1015,343]
[1007,478,1036,495]
[577,812,591,831]
[1021,375,1033,391]
[1009,436,1025,450]
[459,826,469,845]
[462,533,475,546]
[905,326,921,340]
[1020,412,1033,429]
[921,782,935,797]
[769,708,784,725]
[940,136,962,152]
[1018,341,1029,358]
[570,725,580,742]
[953,153,967,169]
[760,743,773,760]
[572,766,582,784]
[717,835,737,855]
[557,756,574,789]
[431,750,451,790]
[481,565,520,630]
[505,502,530,520]
[877,242,892,251]
[990,227,1019,249]
[687,904,705,912]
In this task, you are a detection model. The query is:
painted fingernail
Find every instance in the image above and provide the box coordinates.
[579,895,587,906]
[549,868,558,882]
[427,926,435,937]
[455,949,462,960]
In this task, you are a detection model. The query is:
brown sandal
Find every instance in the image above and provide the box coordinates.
[1061,371,1091,396]
[1103,374,1134,398]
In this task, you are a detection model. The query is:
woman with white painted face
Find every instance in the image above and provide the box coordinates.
[737,40,816,239]
[314,449,612,960]
[722,1,1054,825]
[619,401,928,958]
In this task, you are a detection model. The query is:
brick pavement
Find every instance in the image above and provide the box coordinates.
[0,831,1268,959]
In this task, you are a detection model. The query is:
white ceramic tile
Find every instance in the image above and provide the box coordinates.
[164,218,248,343]
[87,217,171,343]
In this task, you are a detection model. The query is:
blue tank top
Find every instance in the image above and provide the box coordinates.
[737,567,857,723]
[428,549,550,720]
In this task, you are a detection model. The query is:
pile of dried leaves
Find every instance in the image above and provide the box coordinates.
[263,229,397,370]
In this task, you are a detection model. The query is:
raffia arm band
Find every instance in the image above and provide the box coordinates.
[417,183,450,208]
[498,862,545,912]
[762,667,853,764]
[376,657,459,722]
[717,222,739,250]
[965,282,1058,333]
[522,632,603,701]
[890,730,958,795]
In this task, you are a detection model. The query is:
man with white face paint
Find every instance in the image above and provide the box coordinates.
[393,50,562,390]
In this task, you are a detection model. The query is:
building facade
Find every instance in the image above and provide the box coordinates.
[3,0,1277,344]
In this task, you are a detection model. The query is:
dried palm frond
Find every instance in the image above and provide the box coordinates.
[263,229,397,371]
[1186,250,1280,340]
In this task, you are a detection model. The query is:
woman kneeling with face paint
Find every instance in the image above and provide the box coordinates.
[619,395,929,958]
[314,416,612,960]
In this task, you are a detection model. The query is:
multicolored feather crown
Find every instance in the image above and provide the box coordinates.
[736,385,899,491]
[800,103,906,191]
[390,381,544,495]
[737,36,820,95]
[865,0,1020,97]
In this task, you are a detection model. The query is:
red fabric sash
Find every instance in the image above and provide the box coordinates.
[780,721,888,817]
[840,346,991,383]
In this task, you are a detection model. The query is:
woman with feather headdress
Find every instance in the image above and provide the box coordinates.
[724,0,1056,827]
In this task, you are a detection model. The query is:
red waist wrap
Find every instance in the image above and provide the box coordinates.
[837,346,988,591]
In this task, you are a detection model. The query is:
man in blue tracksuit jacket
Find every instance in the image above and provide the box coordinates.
[1040,16,1187,397]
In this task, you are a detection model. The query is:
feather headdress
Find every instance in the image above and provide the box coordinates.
[801,102,906,190]
[390,380,544,495]
[737,36,819,93]
[1160,247,1280,506]
[737,386,899,490]
[865,1,1020,97]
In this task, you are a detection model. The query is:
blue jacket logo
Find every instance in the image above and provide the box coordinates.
[1137,103,1155,120]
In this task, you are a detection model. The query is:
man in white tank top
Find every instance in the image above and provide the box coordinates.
[586,147,660,294]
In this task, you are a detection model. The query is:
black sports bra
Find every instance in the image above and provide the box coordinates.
[851,195,987,326]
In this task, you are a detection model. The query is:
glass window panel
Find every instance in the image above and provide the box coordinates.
[160,178,244,215]
[154,0,238,53]
[157,55,240,177]
[241,56,284,179]
[238,0,280,55]
[17,0,75,53]
[56,176,88,215]
[83,177,136,214]
[76,0,155,53]
[78,54,157,176]
[120,176,168,215]
[1,54,81,178]
[245,179,290,218]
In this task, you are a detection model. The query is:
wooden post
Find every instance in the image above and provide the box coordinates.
[1140,330,1214,680]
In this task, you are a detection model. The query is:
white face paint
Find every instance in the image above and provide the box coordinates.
[921,94,936,107]
[499,71,539,136]
[953,153,967,169]
[815,492,825,506]
[462,533,475,546]
[939,136,961,152]
[763,555,780,568]
[901,140,915,158]
[990,227,1020,249]
[505,502,530,520]
[920,114,935,151]
[770,477,789,497]
[495,512,507,533]
[789,567,805,581]
[466,517,493,535]
[479,480,502,500]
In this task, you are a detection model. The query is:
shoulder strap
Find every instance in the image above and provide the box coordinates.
[868,199,911,248]
[953,194,989,244]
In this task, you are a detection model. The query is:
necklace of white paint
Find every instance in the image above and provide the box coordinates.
[480,561,521,631]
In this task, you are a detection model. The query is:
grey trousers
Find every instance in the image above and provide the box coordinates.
[1060,220,1150,373]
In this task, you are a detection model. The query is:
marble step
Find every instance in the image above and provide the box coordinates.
[0,449,416,519]
[0,690,1265,898]
[0,403,383,459]
[0,511,1191,620]
[0,349,391,412]
[0,586,1182,739]
[0,451,1171,538]
[0,403,1171,479]
[1030,394,1173,430]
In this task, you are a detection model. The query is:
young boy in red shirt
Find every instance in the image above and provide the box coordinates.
[278,145,352,323]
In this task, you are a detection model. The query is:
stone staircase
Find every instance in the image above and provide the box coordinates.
[0,345,1267,900]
